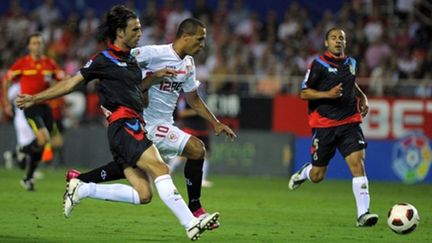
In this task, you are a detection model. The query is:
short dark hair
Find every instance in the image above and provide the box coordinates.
[26,32,43,45]
[325,27,344,40]
[97,5,137,42]
[175,18,205,39]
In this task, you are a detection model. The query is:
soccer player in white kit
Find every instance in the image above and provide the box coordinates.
[3,83,35,170]
[65,18,236,227]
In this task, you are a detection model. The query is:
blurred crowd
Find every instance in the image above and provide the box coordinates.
[0,0,431,126]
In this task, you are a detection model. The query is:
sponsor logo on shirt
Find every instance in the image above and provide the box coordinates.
[83,59,93,68]
[328,67,337,73]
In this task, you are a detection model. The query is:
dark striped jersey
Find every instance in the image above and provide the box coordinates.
[80,44,144,114]
[301,51,362,128]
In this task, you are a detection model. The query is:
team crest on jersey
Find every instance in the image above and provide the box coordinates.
[349,64,356,75]
[83,59,93,68]
[167,131,179,142]
[130,48,140,57]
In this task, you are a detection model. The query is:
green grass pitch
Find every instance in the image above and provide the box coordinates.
[0,168,431,242]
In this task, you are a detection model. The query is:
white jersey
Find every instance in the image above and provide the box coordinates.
[8,83,35,147]
[132,44,199,125]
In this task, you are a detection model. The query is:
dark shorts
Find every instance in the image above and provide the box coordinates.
[108,118,153,168]
[310,123,367,167]
[24,104,54,134]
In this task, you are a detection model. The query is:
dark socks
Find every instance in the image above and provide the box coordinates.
[184,158,204,212]
[22,140,43,180]
[77,161,125,183]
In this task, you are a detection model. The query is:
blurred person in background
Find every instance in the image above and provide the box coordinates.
[2,32,65,191]
[288,27,379,227]
[3,82,35,170]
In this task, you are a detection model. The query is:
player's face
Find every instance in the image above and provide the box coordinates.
[325,29,346,56]
[28,36,44,57]
[185,27,206,56]
[123,18,142,49]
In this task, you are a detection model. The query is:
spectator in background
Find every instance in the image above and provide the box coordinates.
[363,9,384,43]
[33,0,61,28]
[256,59,282,96]
[369,58,392,96]
[165,1,192,42]
[157,0,175,32]
[138,0,158,45]
[227,0,249,31]
[79,8,100,35]
[365,37,391,70]
[278,11,299,41]
[193,0,213,21]
[397,49,418,79]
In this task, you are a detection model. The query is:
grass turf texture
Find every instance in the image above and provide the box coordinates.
[0,168,431,243]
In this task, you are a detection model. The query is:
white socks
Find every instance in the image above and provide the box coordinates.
[154,174,196,229]
[300,163,312,181]
[202,158,209,181]
[77,182,140,205]
[352,176,370,218]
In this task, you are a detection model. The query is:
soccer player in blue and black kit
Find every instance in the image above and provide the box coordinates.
[288,27,379,227]
[16,5,218,240]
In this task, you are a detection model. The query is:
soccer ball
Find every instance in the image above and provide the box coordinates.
[387,203,420,234]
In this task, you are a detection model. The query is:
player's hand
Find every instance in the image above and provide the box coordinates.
[2,102,13,117]
[213,122,237,141]
[327,83,343,98]
[15,94,35,109]
[153,68,177,79]
[359,96,369,117]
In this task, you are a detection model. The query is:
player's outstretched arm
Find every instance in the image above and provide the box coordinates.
[16,73,85,109]
[185,90,237,141]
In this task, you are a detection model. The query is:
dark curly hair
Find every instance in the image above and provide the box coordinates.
[97,5,137,43]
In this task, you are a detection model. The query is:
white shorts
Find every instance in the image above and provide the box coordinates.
[8,83,35,147]
[145,122,191,162]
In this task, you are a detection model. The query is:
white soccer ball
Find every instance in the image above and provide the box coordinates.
[387,203,420,234]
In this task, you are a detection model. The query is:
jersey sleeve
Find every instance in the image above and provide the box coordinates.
[131,46,154,78]
[182,57,199,92]
[3,59,23,82]
[79,54,101,83]
[300,60,321,90]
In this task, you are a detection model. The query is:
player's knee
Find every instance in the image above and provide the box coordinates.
[189,140,205,160]
[139,193,153,204]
